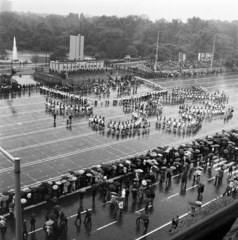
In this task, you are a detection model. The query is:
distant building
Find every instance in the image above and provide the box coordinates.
[178,52,186,62]
[69,34,84,61]
[198,53,212,61]
[50,60,104,73]
[0,0,12,12]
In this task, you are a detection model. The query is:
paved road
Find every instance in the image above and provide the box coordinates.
[0,72,238,240]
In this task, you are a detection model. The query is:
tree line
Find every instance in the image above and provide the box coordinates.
[0,12,237,63]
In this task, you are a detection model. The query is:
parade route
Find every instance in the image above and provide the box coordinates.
[1,72,238,240]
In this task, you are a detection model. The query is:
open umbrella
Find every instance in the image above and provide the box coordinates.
[195,201,202,206]
[86,173,93,177]
[108,184,115,190]
[143,198,150,203]
[116,197,125,201]
[170,166,176,170]
[61,176,69,180]
[9,202,15,208]
[79,188,86,193]
[135,169,143,173]
[91,184,99,189]
[131,188,138,192]
[142,180,147,186]
[53,205,61,210]
[78,170,85,175]
[23,188,31,193]
[48,213,57,220]
[188,201,197,206]
[46,220,54,226]
[45,195,51,201]
[140,213,149,220]
[64,181,70,187]
[55,181,62,185]
[21,198,27,205]
[2,191,9,196]
[134,178,139,182]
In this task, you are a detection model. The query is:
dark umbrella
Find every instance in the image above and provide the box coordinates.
[143,198,150,203]
[45,195,51,201]
[140,213,149,220]
[108,184,115,190]
[48,213,57,220]
[131,188,138,192]
[188,201,197,206]
[91,184,99,189]
[62,175,69,180]
[2,191,9,196]
[114,182,120,186]
[53,205,61,210]
[116,197,125,201]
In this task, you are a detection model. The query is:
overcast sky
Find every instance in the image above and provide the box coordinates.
[13,0,238,22]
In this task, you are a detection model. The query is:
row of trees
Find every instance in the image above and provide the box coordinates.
[0,12,237,62]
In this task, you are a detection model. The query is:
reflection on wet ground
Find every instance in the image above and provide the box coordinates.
[0,72,238,240]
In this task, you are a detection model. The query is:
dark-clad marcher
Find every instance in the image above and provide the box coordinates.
[181,173,188,189]
[197,183,204,199]
[84,209,90,224]
[84,209,92,226]
[150,191,155,205]
[74,208,81,225]
[144,219,149,229]
[22,219,28,238]
[30,216,36,231]
[136,211,141,225]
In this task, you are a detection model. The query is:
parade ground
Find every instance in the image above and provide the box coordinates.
[1,72,238,240]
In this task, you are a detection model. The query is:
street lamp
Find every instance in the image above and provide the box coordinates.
[154,31,160,72]
[210,33,217,69]
[0,147,22,240]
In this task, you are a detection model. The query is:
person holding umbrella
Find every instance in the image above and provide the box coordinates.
[197,183,204,199]
[150,191,155,205]
[30,215,36,232]
[22,219,28,238]
[181,173,188,189]
[84,209,90,224]
[144,219,149,229]
[74,208,81,225]
[136,211,141,225]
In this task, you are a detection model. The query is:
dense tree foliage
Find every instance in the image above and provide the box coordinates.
[0,12,237,61]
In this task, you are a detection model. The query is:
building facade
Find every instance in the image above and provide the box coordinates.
[69,34,84,60]
[0,0,12,12]
[50,60,104,73]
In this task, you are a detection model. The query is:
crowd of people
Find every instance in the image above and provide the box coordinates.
[1,127,238,237]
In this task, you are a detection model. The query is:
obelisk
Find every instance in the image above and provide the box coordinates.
[12,37,18,60]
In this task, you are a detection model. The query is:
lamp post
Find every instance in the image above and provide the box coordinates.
[154,31,160,72]
[210,33,217,69]
[0,147,22,240]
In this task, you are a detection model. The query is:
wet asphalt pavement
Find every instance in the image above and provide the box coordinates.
[1,72,238,240]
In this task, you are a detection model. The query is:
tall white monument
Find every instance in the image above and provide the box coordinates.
[12,36,18,60]
[69,34,84,60]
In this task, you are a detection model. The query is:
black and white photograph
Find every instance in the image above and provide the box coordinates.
[0,0,238,239]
